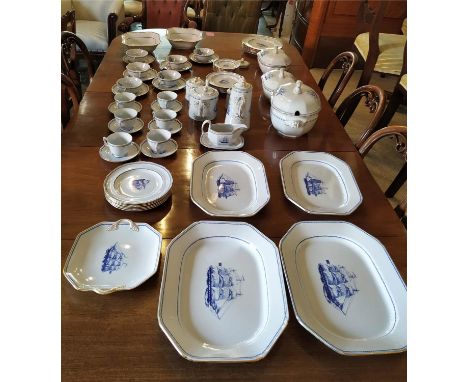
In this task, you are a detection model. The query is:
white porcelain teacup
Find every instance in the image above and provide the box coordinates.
[157,70,181,87]
[114,108,138,130]
[193,48,215,62]
[126,62,150,78]
[157,91,177,109]
[153,109,177,129]
[147,129,171,153]
[125,48,148,62]
[201,120,247,146]
[114,92,136,109]
[116,77,142,93]
[103,132,132,157]
[166,54,188,69]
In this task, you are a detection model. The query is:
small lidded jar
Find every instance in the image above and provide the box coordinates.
[188,79,219,121]
[257,46,291,73]
[261,68,295,100]
[185,76,204,101]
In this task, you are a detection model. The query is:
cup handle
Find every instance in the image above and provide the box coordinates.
[201,120,211,134]
[103,137,109,146]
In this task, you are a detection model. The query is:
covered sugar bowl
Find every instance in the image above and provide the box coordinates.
[257,46,291,73]
[261,68,295,100]
[270,80,321,138]
[188,79,219,121]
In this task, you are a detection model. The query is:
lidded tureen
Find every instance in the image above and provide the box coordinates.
[270,80,321,138]
[257,46,291,73]
[188,79,219,121]
[261,68,295,100]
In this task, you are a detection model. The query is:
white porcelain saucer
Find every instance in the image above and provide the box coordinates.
[159,60,192,72]
[151,99,183,113]
[152,78,186,91]
[99,142,140,162]
[200,132,244,150]
[140,139,178,158]
[148,119,182,134]
[123,55,155,64]
[108,101,142,114]
[189,53,220,64]
[108,118,144,133]
[123,68,158,81]
[112,83,150,97]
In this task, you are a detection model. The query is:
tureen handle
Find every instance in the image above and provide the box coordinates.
[107,219,139,232]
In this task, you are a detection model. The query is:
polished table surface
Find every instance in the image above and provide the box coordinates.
[62,30,406,381]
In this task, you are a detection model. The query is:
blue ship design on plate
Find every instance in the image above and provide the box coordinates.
[304,172,326,196]
[132,178,150,190]
[217,173,240,199]
[101,242,127,274]
[318,260,358,315]
[205,262,245,319]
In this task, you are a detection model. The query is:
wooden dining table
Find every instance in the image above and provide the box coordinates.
[62,29,406,381]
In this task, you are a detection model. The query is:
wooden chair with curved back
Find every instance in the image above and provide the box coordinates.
[318,51,358,108]
[61,31,95,100]
[335,84,387,149]
[358,125,407,223]
[62,73,81,129]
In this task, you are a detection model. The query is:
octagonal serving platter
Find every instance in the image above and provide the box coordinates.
[190,151,270,217]
[158,221,289,362]
[279,221,407,355]
[280,151,362,215]
[63,219,162,294]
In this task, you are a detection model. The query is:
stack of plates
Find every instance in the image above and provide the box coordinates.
[103,162,173,211]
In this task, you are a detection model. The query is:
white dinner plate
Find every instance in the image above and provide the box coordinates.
[279,221,407,355]
[158,221,289,362]
[190,151,270,217]
[64,219,162,294]
[280,151,362,215]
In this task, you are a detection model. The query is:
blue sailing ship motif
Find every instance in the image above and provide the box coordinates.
[101,242,127,274]
[132,178,150,190]
[216,173,240,199]
[304,172,326,196]
[204,262,245,319]
[318,260,358,315]
[218,136,230,144]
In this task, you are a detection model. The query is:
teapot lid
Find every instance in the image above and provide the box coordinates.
[261,68,295,92]
[192,79,219,99]
[271,80,321,116]
[257,46,291,67]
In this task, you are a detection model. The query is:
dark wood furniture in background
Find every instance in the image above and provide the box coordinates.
[291,0,406,68]
[61,30,406,381]
[144,0,186,28]
[61,73,80,128]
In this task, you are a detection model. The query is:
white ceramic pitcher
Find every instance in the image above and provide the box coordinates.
[225,78,252,128]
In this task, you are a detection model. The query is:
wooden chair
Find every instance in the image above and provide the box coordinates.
[202,0,263,33]
[318,51,358,108]
[61,31,95,100]
[184,0,204,29]
[358,125,407,223]
[62,73,81,128]
[353,0,407,87]
[335,84,386,149]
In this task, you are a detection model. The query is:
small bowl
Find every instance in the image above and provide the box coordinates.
[125,48,148,61]
[116,77,143,93]
[126,62,151,77]
[158,70,181,87]
[167,54,188,65]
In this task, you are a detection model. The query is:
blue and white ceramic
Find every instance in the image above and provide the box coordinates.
[140,139,178,158]
[99,142,140,163]
[190,151,270,217]
[158,221,289,362]
[206,71,244,94]
[64,219,162,294]
[200,132,244,150]
[279,221,407,355]
[280,151,362,215]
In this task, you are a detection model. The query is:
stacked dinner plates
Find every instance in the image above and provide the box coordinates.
[103,162,173,211]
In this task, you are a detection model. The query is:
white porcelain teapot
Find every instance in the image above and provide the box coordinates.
[189,79,219,121]
[225,78,252,128]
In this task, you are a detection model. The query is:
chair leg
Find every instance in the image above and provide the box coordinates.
[385,162,406,198]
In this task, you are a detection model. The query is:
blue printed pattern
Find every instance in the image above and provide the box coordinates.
[304,173,326,196]
[101,243,127,274]
[218,136,230,144]
[217,174,240,199]
[132,178,150,190]
[205,262,245,319]
[318,260,358,315]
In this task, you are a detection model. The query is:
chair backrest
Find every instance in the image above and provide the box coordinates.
[62,9,76,33]
[183,0,203,28]
[335,84,386,149]
[318,51,358,108]
[61,31,94,99]
[62,73,81,128]
[203,0,262,33]
[145,0,186,28]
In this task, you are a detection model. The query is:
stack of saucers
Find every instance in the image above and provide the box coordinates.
[103,162,173,211]
[123,61,158,81]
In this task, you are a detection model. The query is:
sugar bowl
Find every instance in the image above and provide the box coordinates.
[261,68,295,100]
[257,46,291,73]
[188,79,219,121]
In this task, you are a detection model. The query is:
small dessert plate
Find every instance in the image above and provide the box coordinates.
[123,68,158,81]
[108,101,142,114]
[99,142,140,162]
[200,132,244,150]
[140,139,178,158]
[159,60,193,72]
[148,119,182,134]
[189,53,219,64]
[112,83,150,97]
[123,54,155,64]
[152,78,186,91]
[206,71,244,93]
[108,118,144,133]
[151,99,182,113]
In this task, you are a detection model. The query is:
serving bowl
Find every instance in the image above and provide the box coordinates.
[167,27,203,50]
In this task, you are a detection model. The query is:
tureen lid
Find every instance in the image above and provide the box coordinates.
[191,79,219,99]
[271,80,321,116]
[257,46,291,67]
[261,68,295,92]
